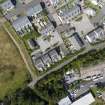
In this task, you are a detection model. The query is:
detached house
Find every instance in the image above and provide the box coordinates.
[26,3,43,18]
[86,27,105,43]
[12,16,33,35]
[58,5,82,24]
[69,33,84,51]
[0,0,14,14]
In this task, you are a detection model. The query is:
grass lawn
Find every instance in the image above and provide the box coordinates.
[0,0,6,3]
[0,26,29,100]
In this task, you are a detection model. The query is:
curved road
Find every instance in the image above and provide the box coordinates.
[29,42,105,88]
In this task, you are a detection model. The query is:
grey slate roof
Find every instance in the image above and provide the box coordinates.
[69,33,84,50]
[0,0,14,11]
[26,4,42,16]
[60,5,81,17]
[12,16,32,31]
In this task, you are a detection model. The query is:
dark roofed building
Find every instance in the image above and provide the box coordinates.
[69,33,84,50]
[58,5,81,23]
[26,3,43,17]
[28,38,39,49]
[86,27,105,43]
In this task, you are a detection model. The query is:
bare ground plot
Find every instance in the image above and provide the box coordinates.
[0,27,29,99]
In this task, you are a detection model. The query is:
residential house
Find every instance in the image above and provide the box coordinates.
[28,38,39,49]
[0,0,14,14]
[32,47,62,71]
[69,33,84,51]
[42,54,52,67]
[26,3,43,18]
[58,5,82,24]
[12,16,33,35]
[86,27,105,43]
[40,22,55,36]
[32,56,46,71]
[49,49,61,62]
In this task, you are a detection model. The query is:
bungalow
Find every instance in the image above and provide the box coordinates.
[28,38,39,49]
[0,0,14,14]
[12,16,33,35]
[40,22,55,36]
[86,27,105,43]
[42,54,52,67]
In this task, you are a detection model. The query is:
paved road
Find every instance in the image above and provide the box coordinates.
[29,42,105,88]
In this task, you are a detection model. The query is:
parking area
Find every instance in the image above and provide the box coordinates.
[71,14,94,37]
[64,63,105,100]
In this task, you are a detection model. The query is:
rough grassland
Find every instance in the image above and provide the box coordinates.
[0,27,29,99]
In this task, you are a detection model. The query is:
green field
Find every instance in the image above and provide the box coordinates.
[0,0,6,3]
[0,26,29,99]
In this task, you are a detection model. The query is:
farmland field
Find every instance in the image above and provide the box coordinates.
[0,26,29,99]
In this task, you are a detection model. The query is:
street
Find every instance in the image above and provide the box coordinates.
[29,42,105,88]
